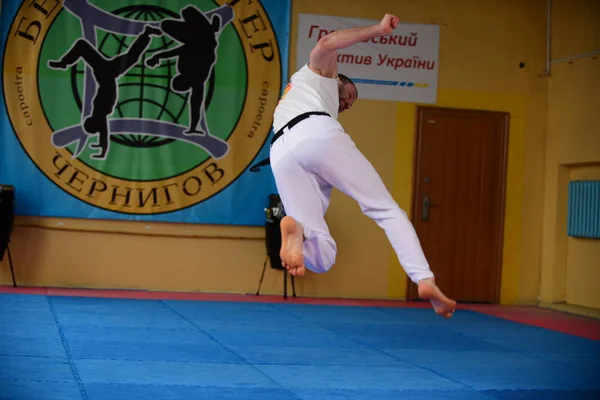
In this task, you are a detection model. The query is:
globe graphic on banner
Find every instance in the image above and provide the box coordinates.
[68,5,215,149]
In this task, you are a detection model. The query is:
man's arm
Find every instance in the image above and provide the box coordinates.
[146,46,183,68]
[309,14,399,78]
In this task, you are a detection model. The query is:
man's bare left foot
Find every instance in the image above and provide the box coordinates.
[418,278,456,318]
[279,216,305,276]
[89,143,108,159]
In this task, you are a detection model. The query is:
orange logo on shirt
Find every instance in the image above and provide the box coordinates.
[279,82,292,104]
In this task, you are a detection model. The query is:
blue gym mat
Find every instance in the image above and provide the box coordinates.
[1,293,599,399]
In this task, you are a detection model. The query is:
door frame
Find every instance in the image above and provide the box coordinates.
[406,106,510,304]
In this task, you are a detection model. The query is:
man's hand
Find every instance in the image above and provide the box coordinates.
[378,14,399,36]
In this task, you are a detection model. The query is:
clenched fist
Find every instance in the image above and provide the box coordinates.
[379,14,399,35]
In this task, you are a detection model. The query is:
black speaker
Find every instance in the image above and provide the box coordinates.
[0,185,15,262]
[264,194,285,270]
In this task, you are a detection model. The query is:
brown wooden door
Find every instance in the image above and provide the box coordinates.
[408,107,509,303]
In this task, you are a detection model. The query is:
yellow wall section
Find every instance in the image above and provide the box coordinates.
[566,166,600,309]
[539,0,600,308]
[1,0,553,305]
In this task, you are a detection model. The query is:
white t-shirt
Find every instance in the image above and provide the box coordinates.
[272,64,339,132]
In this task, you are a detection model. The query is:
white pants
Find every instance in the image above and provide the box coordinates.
[270,115,434,284]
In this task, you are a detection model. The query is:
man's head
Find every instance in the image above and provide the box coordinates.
[337,74,358,113]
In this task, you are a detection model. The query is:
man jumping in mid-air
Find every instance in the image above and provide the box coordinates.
[270,13,456,318]
[48,24,162,159]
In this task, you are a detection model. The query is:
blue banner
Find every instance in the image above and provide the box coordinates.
[0,0,289,226]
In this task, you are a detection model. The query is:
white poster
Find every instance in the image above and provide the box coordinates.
[296,14,440,103]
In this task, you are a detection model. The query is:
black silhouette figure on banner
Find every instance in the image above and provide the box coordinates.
[48,25,162,159]
[146,6,221,135]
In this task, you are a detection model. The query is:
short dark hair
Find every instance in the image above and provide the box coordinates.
[338,73,358,98]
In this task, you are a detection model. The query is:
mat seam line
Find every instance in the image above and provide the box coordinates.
[379,308,600,369]
[272,304,600,392]
[46,296,90,400]
[158,300,304,400]
[374,307,569,366]
[2,290,599,339]
[0,353,68,359]
[267,303,479,393]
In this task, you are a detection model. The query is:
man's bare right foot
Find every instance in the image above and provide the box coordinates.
[418,278,456,318]
[48,60,68,70]
[279,216,305,276]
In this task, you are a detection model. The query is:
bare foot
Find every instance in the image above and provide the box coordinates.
[418,278,456,318]
[279,216,305,276]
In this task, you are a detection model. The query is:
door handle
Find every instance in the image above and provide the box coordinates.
[422,194,437,221]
